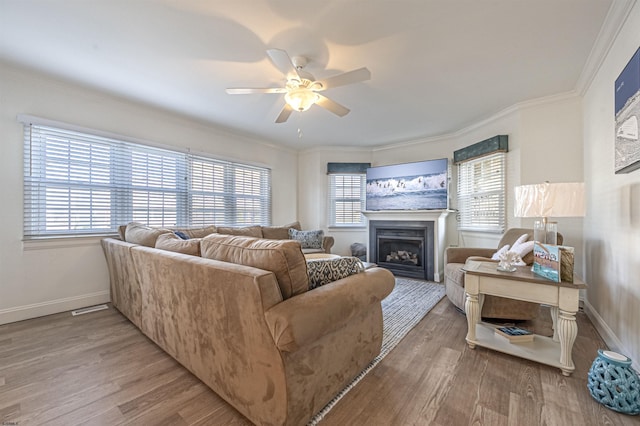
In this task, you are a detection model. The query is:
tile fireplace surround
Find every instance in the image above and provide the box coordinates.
[363,210,451,282]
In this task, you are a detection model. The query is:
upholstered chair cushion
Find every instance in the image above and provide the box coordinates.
[201,233,309,299]
[124,222,171,247]
[155,233,201,256]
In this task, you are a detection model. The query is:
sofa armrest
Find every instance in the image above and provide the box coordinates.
[322,235,334,253]
[264,267,395,352]
[445,247,495,264]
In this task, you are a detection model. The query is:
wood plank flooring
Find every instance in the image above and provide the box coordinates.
[0,296,637,426]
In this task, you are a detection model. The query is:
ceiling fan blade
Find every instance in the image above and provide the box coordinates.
[315,94,350,117]
[316,67,371,90]
[267,48,300,79]
[275,103,294,123]
[226,87,286,95]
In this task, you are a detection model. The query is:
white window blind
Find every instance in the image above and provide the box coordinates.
[328,174,366,227]
[456,152,506,232]
[23,123,271,238]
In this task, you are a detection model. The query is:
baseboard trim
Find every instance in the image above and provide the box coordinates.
[0,291,110,325]
[583,298,639,371]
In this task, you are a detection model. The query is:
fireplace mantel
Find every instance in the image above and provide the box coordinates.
[363,210,452,282]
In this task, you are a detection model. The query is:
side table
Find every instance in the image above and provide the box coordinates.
[463,260,587,376]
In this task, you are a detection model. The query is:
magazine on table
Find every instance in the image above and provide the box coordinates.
[532,242,574,283]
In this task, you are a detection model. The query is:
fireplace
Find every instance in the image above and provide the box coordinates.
[369,220,434,280]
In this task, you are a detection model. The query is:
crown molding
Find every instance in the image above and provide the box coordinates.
[373,91,580,152]
[576,0,637,95]
[299,145,373,155]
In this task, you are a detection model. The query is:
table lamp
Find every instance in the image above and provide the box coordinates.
[514,182,585,244]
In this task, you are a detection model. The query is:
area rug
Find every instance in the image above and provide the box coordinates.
[307,277,446,425]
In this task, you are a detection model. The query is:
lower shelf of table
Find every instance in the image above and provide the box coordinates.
[468,322,570,372]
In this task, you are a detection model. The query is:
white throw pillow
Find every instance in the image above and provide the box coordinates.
[491,244,511,260]
[513,233,530,247]
[511,240,535,258]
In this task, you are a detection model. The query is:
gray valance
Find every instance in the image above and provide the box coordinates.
[454,135,508,164]
[327,162,371,174]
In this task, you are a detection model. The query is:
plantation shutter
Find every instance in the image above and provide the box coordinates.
[456,152,506,232]
[327,162,369,227]
[23,120,271,239]
[187,155,271,226]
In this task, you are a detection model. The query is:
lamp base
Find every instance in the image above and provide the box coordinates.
[534,220,557,245]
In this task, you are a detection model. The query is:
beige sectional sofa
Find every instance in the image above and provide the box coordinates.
[119,221,335,254]
[102,223,394,426]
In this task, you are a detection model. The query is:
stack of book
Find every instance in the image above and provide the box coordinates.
[494,326,534,343]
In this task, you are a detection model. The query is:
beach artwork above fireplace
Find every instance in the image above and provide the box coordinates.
[365,158,448,211]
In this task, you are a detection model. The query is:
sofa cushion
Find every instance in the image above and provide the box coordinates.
[201,234,309,299]
[261,221,302,240]
[155,233,201,256]
[171,225,217,239]
[288,229,324,249]
[306,256,364,290]
[216,225,263,238]
[125,222,172,247]
[117,224,127,241]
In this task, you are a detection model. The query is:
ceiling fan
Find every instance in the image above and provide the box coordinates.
[226,49,371,123]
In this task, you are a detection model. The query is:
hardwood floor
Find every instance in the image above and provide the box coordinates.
[0,297,636,426]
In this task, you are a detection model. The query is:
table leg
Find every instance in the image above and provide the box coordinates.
[465,292,480,348]
[550,306,559,342]
[557,309,577,376]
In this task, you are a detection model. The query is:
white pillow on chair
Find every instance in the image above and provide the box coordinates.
[491,244,511,260]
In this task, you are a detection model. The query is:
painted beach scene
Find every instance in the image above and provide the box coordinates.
[615,47,640,174]
[366,158,448,211]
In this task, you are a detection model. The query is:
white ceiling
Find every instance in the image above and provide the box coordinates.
[0,0,618,149]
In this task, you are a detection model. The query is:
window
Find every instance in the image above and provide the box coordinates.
[23,121,271,238]
[327,162,369,227]
[328,174,366,227]
[456,152,506,232]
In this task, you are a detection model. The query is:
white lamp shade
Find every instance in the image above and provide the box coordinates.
[514,182,585,218]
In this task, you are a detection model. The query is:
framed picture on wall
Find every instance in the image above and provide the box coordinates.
[614,47,640,174]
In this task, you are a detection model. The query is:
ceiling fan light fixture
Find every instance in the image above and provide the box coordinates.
[285,88,319,112]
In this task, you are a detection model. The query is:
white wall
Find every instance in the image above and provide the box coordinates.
[369,95,585,259]
[0,62,298,324]
[582,1,640,365]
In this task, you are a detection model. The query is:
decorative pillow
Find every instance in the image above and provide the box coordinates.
[174,231,189,240]
[491,244,511,260]
[306,257,364,290]
[124,222,171,247]
[289,229,324,249]
[216,225,263,238]
[513,233,530,247]
[511,240,535,258]
[200,233,309,299]
[155,233,201,256]
[261,221,302,240]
